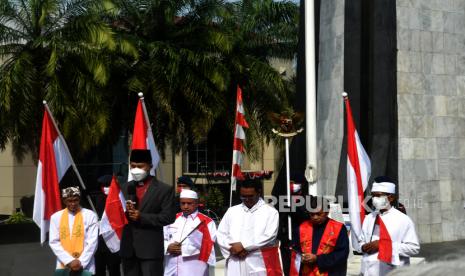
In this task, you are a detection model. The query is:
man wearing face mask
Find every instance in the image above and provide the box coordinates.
[120,149,177,276]
[216,179,282,275]
[359,177,420,276]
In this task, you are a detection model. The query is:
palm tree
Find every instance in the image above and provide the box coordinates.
[110,0,233,156]
[0,0,134,160]
[219,0,299,159]
[111,0,299,159]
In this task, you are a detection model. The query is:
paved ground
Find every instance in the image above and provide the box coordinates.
[1,240,464,275]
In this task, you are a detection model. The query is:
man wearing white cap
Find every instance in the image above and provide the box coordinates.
[359,176,420,276]
[163,190,216,276]
[49,186,99,275]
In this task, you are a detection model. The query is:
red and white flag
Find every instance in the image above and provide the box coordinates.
[100,176,128,253]
[129,96,161,181]
[289,249,302,276]
[33,107,73,244]
[344,95,371,250]
[231,85,249,191]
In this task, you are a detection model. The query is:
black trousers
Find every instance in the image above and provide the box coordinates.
[95,239,121,276]
[122,257,163,276]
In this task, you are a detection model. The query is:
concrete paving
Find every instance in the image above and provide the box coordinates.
[0,240,463,275]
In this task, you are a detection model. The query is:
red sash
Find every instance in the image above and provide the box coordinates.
[376,215,393,263]
[173,212,214,263]
[299,219,344,276]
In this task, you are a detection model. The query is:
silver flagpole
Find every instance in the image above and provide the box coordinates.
[305,0,318,196]
[42,101,97,213]
[272,122,304,242]
[285,138,292,241]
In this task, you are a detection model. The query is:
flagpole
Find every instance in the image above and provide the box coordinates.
[42,101,97,213]
[285,138,292,241]
[137,92,163,180]
[305,0,318,196]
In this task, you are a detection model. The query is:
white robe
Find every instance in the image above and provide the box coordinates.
[216,198,279,276]
[164,210,217,276]
[359,207,420,276]
[49,208,99,274]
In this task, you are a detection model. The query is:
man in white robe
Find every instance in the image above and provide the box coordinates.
[164,190,216,276]
[359,177,420,276]
[49,186,99,274]
[217,179,282,276]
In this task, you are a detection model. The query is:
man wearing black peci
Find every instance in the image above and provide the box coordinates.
[120,149,176,276]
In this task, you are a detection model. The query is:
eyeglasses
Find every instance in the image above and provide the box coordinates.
[240,195,257,201]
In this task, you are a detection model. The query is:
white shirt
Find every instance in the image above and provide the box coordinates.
[217,198,279,275]
[164,210,217,276]
[359,207,420,276]
[49,208,99,274]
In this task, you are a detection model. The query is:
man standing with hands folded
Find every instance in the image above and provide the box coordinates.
[121,149,176,276]
[217,179,282,275]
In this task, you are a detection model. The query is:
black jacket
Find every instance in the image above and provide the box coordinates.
[120,177,176,259]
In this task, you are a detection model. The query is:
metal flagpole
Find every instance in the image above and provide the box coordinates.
[285,138,292,241]
[305,0,318,196]
[272,118,304,242]
[43,101,97,213]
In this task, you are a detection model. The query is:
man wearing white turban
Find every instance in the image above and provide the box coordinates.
[49,186,99,275]
[359,176,420,276]
[163,190,216,276]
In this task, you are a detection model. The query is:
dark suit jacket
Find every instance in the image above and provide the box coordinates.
[120,177,176,259]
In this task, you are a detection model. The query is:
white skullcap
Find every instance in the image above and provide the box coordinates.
[291,183,301,193]
[180,189,198,199]
[371,181,396,194]
[62,186,80,198]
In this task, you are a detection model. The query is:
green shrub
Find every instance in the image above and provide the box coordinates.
[5,211,33,224]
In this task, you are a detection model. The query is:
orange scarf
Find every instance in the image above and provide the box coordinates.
[299,219,344,276]
[59,208,84,261]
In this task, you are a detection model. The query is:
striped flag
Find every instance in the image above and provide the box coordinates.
[100,176,128,253]
[128,95,161,181]
[344,95,371,250]
[231,85,249,191]
[33,107,72,244]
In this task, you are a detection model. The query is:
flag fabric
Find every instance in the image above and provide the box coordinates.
[33,107,73,244]
[129,98,161,181]
[231,85,249,191]
[344,96,371,250]
[99,176,128,253]
[289,249,301,276]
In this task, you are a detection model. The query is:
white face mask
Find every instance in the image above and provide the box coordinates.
[103,187,110,195]
[130,168,149,182]
[372,195,390,210]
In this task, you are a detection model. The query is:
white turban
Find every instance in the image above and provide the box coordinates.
[371,181,396,194]
[62,186,80,198]
[180,189,198,199]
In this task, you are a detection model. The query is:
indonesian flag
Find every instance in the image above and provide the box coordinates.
[129,97,161,181]
[344,95,371,250]
[33,107,72,244]
[99,176,128,253]
[289,249,302,276]
[231,85,249,191]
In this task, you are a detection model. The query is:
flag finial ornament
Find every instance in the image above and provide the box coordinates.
[342,92,348,98]
[138,92,144,98]
[42,100,47,105]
